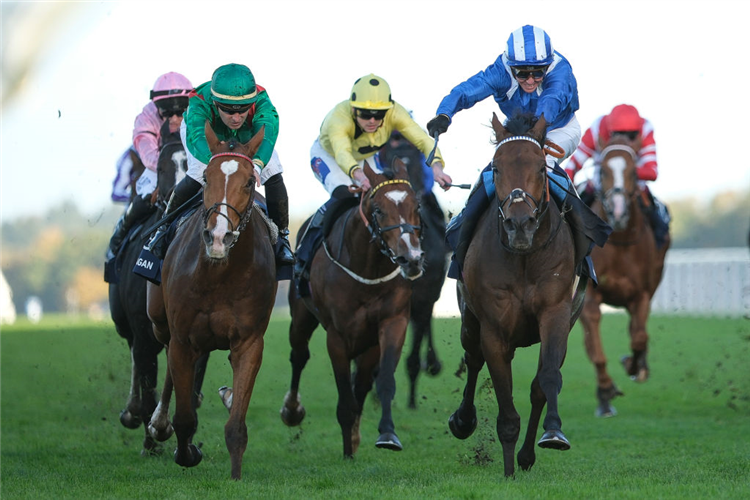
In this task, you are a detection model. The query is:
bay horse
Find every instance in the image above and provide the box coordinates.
[146,124,277,480]
[280,159,424,457]
[379,132,448,408]
[108,131,189,455]
[579,133,670,417]
[449,112,586,477]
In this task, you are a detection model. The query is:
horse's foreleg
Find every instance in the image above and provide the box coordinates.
[224,337,264,481]
[133,331,164,454]
[536,312,572,452]
[352,348,379,455]
[168,341,202,470]
[328,336,357,458]
[624,295,651,382]
[581,295,622,417]
[518,367,545,472]
[280,300,318,427]
[375,321,407,451]
[404,319,423,410]
[449,310,483,440]
[120,348,143,430]
[148,355,174,442]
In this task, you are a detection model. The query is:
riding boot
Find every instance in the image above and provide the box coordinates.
[106,195,156,261]
[548,163,611,282]
[264,174,295,266]
[145,176,202,260]
[645,189,671,249]
[446,164,493,279]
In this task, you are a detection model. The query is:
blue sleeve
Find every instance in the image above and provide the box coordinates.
[435,58,512,119]
[534,58,579,127]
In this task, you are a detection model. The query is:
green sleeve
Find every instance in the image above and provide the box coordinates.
[250,91,279,167]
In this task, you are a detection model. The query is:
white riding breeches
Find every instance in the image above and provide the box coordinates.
[309,138,383,195]
[135,168,157,198]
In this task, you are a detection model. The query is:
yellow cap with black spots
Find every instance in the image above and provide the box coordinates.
[350,74,393,110]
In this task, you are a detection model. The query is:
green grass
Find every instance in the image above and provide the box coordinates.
[2,313,749,499]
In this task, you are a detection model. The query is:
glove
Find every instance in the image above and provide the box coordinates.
[426,114,451,137]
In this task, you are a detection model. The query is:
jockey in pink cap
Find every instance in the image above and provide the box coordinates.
[105,72,193,269]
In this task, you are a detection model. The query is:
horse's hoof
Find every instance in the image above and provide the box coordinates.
[595,405,618,418]
[218,386,233,411]
[448,407,477,440]
[280,405,306,426]
[174,443,203,468]
[537,429,570,450]
[119,410,142,429]
[375,432,403,451]
[148,422,174,442]
[425,359,443,377]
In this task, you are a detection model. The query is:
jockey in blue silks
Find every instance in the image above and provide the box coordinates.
[426,25,610,281]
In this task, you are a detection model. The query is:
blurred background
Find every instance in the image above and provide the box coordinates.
[1,1,748,323]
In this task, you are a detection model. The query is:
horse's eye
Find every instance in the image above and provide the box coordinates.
[246,178,254,189]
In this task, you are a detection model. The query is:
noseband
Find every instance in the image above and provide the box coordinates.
[203,152,257,249]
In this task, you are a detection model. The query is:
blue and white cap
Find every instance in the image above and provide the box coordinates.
[505,25,554,67]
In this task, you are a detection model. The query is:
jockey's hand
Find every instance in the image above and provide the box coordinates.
[352,168,371,191]
[426,114,450,137]
[251,160,263,187]
[431,161,452,191]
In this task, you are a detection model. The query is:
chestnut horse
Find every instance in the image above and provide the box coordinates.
[280,159,424,457]
[379,133,448,408]
[580,134,670,417]
[449,113,586,477]
[108,132,189,455]
[146,124,277,480]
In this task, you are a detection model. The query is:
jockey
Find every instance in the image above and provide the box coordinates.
[294,73,452,282]
[426,25,609,280]
[106,71,193,263]
[565,104,670,247]
[145,63,295,266]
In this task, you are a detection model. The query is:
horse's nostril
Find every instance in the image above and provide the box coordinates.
[202,229,212,246]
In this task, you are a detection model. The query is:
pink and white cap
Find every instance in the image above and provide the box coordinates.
[150,72,193,102]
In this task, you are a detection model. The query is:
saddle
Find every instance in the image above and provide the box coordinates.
[293,196,360,298]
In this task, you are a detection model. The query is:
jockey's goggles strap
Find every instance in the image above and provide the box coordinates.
[210,152,254,163]
[496,136,542,150]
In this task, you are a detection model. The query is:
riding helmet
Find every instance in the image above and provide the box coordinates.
[505,25,554,67]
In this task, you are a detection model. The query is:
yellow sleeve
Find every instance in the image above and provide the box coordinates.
[320,102,360,176]
[391,103,444,167]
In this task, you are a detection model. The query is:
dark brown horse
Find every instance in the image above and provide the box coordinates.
[146,124,277,480]
[449,113,586,477]
[379,132,448,408]
[280,159,424,457]
[108,132,188,455]
[580,134,670,417]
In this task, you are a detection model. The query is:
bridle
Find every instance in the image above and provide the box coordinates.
[494,135,550,225]
[358,179,422,262]
[596,144,640,244]
[202,152,256,249]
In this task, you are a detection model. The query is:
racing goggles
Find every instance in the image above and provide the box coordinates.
[512,67,548,81]
[216,102,253,115]
[356,108,387,121]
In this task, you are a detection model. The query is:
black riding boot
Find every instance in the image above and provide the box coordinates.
[146,176,202,260]
[445,164,493,278]
[107,195,156,261]
[264,174,295,266]
[645,190,671,249]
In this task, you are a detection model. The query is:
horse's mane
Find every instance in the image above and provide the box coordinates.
[494,112,547,144]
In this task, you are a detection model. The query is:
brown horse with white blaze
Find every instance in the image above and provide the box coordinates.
[449,112,586,477]
[580,133,670,417]
[146,123,277,480]
[280,158,424,457]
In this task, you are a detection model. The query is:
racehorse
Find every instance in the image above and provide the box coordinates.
[579,133,670,417]
[379,133,448,408]
[146,124,277,480]
[280,159,424,457]
[108,130,190,455]
[449,112,586,477]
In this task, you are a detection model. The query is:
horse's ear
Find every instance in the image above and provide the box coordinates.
[392,157,408,179]
[492,112,510,142]
[205,121,221,153]
[245,125,265,156]
[531,114,547,143]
